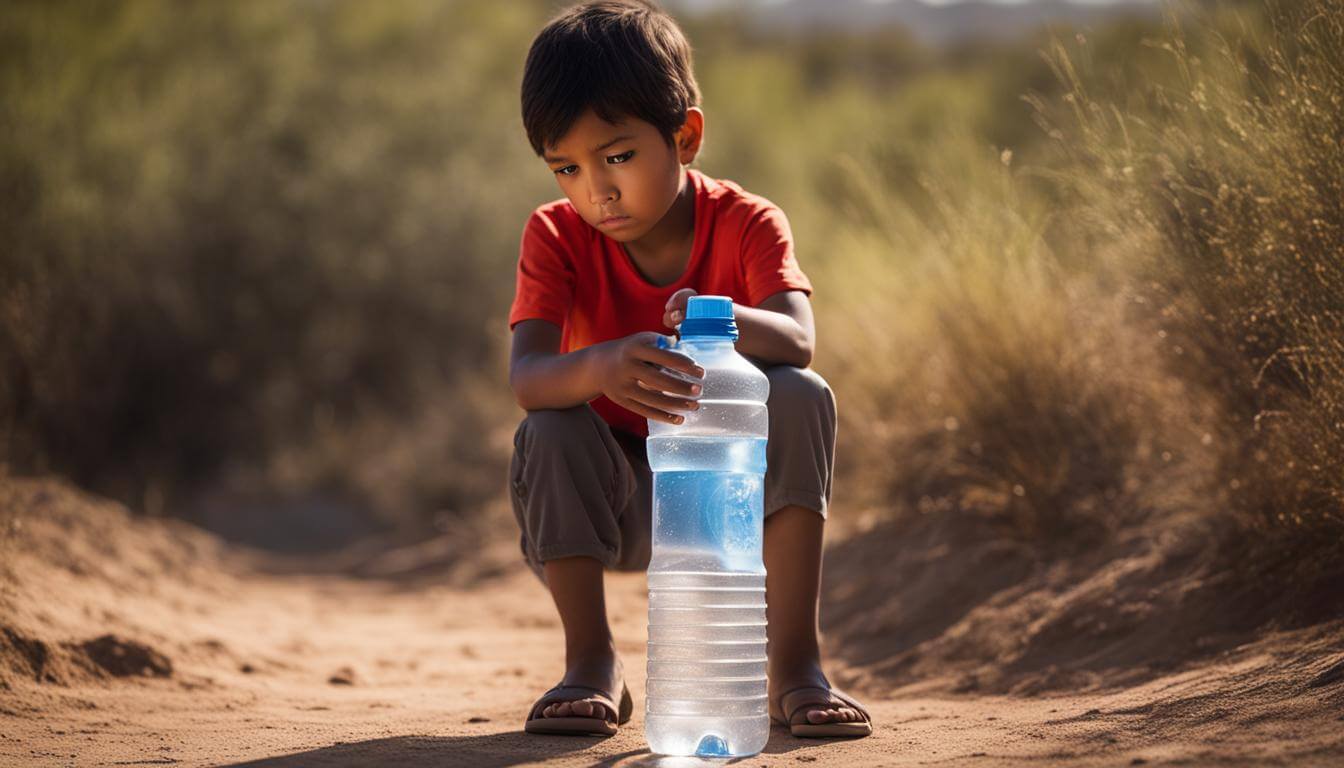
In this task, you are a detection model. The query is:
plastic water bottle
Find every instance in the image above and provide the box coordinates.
[644,295,770,757]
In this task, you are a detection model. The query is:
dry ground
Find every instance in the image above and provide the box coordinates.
[3,477,1343,767]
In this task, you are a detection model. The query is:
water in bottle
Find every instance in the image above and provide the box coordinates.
[645,295,771,757]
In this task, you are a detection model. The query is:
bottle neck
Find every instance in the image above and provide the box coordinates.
[678,335,736,350]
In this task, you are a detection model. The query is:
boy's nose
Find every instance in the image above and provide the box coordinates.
[588,179,618,206]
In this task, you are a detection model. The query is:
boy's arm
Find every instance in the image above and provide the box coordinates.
[663,289,815,368]
[509,319,705,423]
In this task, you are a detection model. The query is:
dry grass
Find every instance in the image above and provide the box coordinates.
[813,135,1186,547]
[813,0,1343,568]
[1032,0,1344,540]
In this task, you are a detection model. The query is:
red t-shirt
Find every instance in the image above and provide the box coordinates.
[508,167,813,437]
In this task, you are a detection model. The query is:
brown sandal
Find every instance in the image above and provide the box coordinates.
[770,685,874,738]
[523,682,633,736]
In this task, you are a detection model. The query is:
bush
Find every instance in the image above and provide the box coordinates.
[0,0,553,536]
[1038,0,1344,538]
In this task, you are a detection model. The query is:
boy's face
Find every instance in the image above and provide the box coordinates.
[543,107,702,243]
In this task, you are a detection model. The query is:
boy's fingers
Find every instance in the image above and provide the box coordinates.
[632,344,704,378]
[638,367,701,397]
[628,387,699,417]
[634,379,701,409]
[616,395,683,425]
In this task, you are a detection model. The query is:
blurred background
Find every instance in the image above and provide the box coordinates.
[2,0,1340,573]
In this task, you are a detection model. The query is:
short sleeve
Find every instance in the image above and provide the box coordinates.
[740,203,813,307]
[508,209,576,330]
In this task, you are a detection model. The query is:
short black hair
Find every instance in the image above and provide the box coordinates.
[521,0,701,158]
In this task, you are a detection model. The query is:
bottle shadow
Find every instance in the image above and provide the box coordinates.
[218,726,825,767]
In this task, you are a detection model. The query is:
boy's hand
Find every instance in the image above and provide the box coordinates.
[663,288,698,331]
[595,332,704,424]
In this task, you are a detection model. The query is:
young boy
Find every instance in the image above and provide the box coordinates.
[508,0,872,740]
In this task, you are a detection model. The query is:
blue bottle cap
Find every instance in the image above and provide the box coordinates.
[679,295,738,341]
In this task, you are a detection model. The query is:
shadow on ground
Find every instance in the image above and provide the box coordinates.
[222,728,835,768]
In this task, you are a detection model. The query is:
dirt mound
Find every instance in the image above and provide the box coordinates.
[821,509,1344,715]
[0,475,235,592]
[1,627,60,686]
[1,628,173,688]
[76,635,173,678]
[0,475,239,694]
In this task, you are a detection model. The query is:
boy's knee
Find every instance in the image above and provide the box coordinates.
[765,365,834,414]
[514,405,599,452]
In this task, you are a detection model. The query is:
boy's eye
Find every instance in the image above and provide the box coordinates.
[554,151,635,177]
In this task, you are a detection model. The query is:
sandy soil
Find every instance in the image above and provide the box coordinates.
[3,477,1344,767]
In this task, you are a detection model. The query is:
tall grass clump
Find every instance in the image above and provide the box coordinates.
[1038,0,1344,544]
[812,133,1174,545]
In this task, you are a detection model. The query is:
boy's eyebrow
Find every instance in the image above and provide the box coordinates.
[544,134,637,164]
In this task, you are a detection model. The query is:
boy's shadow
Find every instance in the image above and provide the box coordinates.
[220,727,823,767]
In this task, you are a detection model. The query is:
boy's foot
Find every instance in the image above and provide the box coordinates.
[524,649,630,736]
[768,665,873,737]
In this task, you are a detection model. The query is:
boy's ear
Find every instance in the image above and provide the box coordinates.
[675,107,704,165]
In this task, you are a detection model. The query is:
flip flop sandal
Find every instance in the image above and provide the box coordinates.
[770,685,874,738]
[523,682,633,736]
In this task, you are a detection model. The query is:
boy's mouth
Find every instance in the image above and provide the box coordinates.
[598,215,632,228]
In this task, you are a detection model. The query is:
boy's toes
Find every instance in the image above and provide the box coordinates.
[805,707,836,723]
[804,705,864,723]
[541,699,608,720]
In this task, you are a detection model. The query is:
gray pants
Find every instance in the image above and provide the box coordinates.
[508,363,836,585]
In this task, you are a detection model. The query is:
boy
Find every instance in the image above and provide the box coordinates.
[508,0,872,740]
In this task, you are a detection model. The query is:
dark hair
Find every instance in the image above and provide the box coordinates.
[521,0,701,158]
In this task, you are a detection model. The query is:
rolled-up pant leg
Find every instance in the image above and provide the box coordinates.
[757,365,837,521]
[508,404,653,586]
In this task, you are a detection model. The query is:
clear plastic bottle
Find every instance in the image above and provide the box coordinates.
[644,295,770,757]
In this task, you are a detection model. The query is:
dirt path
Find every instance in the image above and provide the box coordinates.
[4,566,1341,767]
[3,479,1343,766]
